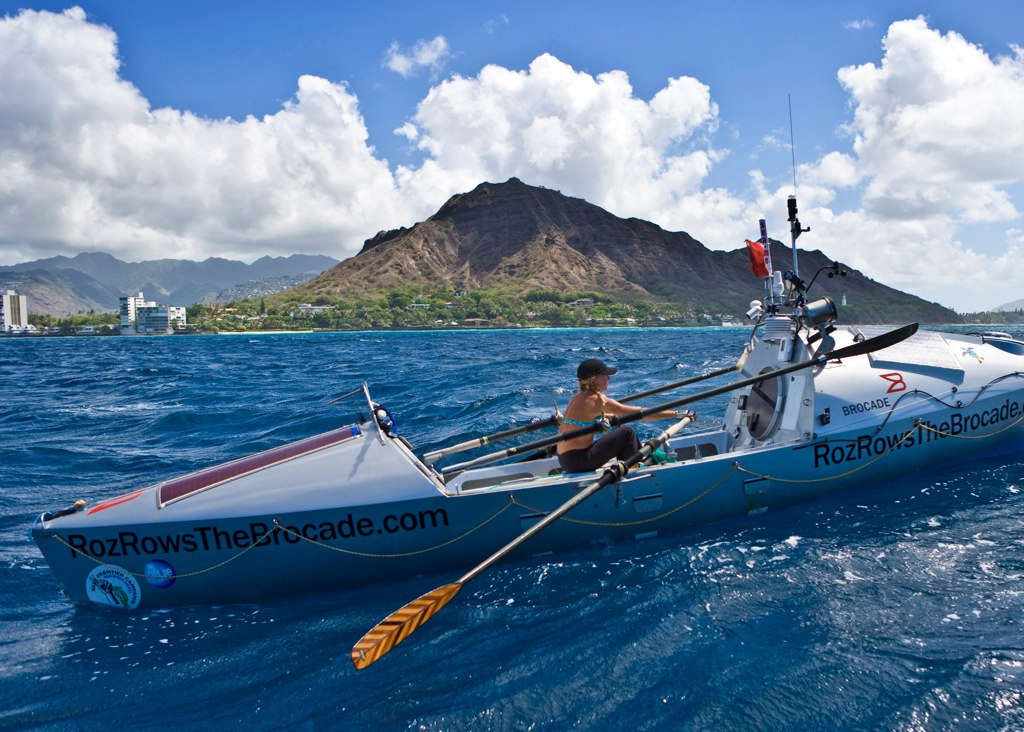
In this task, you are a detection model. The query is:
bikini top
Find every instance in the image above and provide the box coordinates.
[560,415,606,427]
[561,390,609,430]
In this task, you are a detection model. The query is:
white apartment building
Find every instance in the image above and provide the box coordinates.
[1,289,29,332]
[119,291,149,332]
[119,292,186,334]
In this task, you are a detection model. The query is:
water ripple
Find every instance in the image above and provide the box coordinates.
[3,328,1024,729]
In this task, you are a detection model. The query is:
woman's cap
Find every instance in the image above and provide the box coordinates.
[577,358,617,379]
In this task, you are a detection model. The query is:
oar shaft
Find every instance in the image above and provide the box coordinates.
[620,364,737,402]
[458,415,693,585]
[424,365,736,464]
[423,417,558,463]
[620,323,917,420]
[442,323,918,475]
[351,415,695,669]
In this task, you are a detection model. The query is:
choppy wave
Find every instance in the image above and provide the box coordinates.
[2,327,1023,730]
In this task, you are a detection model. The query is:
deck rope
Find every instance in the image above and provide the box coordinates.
[865,371,1024,436]
[42,382,1024,579]
[43,499,518,577]
[510,463,741,528]
[506,389,1024,526]
[738,425,920,483]
[737,399,1024,483]
[47,525,281,579]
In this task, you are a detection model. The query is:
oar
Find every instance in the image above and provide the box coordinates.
[620,363,738,402]
[442,322,919,475]
[351,413,696,670]
[350,322,919,669]
[422,415,562,464]
[422,364,739,464]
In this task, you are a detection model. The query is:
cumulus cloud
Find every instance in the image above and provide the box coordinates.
[2,9,1023,311]
[838,18,1024,223]
[801,17,1024,309]
[395,53,727,234]
[383,35,451,79]
[0,7,402,263]
[2,10,730,267]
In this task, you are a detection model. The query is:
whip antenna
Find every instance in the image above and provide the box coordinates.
[788,94,798,195]
[786,94,809,276]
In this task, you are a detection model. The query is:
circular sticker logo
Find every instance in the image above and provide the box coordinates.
[85,565,141,609]
[143,559,176,588]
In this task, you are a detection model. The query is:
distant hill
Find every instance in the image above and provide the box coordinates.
[292,178,960,325]
[0,253,338,315]
[0,268,117,316]
[996,297,1024,312]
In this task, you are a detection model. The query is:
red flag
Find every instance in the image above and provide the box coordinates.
[744,239,770,278]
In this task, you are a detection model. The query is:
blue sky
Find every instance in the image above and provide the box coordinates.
[1,1,1023,311]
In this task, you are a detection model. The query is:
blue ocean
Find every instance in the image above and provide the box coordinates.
[3,327,1024,731]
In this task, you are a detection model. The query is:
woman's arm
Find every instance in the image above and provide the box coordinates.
[602,397,686,421]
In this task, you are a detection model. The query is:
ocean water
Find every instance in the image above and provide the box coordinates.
[3,327,1024,731]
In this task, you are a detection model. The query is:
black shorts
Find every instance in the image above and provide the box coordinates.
[558,426,641,473]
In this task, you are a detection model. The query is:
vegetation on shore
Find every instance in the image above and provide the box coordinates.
[26,284,1024,334]
[183,286,721,332]
[27,311,120,335]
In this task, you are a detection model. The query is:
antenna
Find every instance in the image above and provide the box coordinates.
[788,94,798,195]
[786,94,809,276]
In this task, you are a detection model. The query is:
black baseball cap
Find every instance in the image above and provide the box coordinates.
[577,358,618,380]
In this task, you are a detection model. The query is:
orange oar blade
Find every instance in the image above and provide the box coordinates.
[351,582,462,669]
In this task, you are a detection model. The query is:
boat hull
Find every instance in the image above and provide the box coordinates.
[31,327,1024,609]
[33,401,1024,608]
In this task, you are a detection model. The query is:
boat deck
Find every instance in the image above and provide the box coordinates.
[157,425,362,507]
[445,431,728,494]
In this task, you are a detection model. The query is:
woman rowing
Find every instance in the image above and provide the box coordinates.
[557,358,685,473]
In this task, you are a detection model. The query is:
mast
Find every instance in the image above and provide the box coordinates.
[786,94,807,276]
[787,195,808,278]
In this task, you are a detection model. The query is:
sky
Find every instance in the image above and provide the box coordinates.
[1,1,1023,312]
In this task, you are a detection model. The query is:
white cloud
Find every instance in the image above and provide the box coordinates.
[802,152,861,190]
[483,14,509,35]
[799,17,1024,310]
[396,53,724,230]
[2,9,1023,312]
[837,18,1024,223]
[843,19,876,31]
[383,36,451,79]
[0,8,403,263]
[0,9,733,277]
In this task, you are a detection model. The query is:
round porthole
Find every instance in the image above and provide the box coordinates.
[746,367,783,440]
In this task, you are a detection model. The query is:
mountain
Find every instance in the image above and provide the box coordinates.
[0,253,338,315]
[292,178,960,324]
[0,268,117,316]
[995,298,1024,312]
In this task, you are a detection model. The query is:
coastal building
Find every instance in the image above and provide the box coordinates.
[119,292,186,334]
[119,291,148,332]
[291,303,336,317]
[1,289,30,333]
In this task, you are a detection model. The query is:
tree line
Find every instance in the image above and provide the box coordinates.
[183,285,715,332]
[26,286,1024,333]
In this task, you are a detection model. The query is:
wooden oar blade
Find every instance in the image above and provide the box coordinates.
[351,582,462,669]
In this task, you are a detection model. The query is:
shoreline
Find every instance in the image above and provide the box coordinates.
[6,321,1023,341]
[7,327,1023,344]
